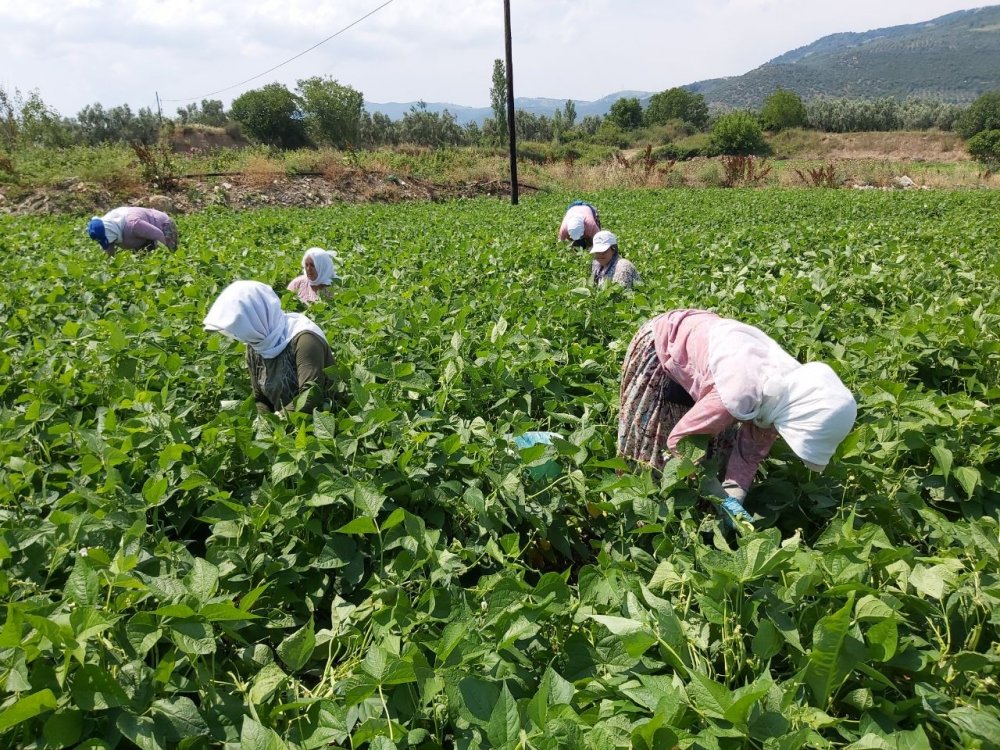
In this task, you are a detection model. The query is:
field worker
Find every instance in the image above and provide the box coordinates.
[590,230,640,289]
[203,280,334,415]
[558,200,601,248]
[618,309,857,530]
[287,247,339,304]
[87,206,178,256]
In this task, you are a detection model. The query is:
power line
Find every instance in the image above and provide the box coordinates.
[161,0,395,103]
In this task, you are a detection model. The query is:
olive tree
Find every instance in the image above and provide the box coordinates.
[230,83,309,149]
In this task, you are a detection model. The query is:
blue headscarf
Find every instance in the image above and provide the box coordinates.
[87,218,109,250]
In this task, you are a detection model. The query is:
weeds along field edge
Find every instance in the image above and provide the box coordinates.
[0,189,999,748]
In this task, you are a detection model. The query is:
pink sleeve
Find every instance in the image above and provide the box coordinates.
[584,213,600,237]
[724,424,778,490]
[666,388,777,489]
[666,388,736,454]
[558,220,569,241]
[129,219,167,245]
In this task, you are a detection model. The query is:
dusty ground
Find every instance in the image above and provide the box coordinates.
[805,131,966,162]
[0,170,530,217]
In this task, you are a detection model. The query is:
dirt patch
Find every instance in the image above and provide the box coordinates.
[789,130,967,162]
[169,125,248,153]
[756,129,974,165]
[0,169,533,217]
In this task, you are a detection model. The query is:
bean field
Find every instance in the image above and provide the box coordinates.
[1,189,999,749]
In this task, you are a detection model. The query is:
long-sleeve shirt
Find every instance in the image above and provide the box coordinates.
[245,331,334,414]
[287,275,333,305]
[592,254,641,288]
[558,204,601,242]
[651,309,778,489]
[116,208,176,251]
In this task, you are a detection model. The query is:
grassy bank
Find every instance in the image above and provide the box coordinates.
[1,131,996,214]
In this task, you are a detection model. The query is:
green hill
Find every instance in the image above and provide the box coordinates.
[687,5,1000,108]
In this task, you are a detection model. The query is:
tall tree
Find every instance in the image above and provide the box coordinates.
[176,99,228,127]
[608,97,643,130]
[490,59,508,145]
[644,88,708,130]
[956,90,1000,139]
[760,88,807,131]
[563,100,577,129]
[230,83,309,149]
[296,76,364,148]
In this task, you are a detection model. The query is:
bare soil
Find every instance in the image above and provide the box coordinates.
[802,131,966,162]
[0,170,530,217]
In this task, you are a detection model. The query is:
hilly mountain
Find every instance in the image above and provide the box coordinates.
[366,5,1000,122]
[688,5,1000,108]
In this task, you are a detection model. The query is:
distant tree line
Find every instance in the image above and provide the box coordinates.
[2,69,999,166]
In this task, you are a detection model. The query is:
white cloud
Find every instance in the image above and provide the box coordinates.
[0,0,989,115]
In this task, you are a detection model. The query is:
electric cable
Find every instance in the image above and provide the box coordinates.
[161,0,395,102]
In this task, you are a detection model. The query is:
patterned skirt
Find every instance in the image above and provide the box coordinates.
[617,319,735,476]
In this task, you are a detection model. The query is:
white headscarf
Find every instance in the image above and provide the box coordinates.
[765,363,857,470]
[203,280,327,359]
[708,319,857,471]
[567,214,586,241]
[100,207,131,245]
[303,247,338,286]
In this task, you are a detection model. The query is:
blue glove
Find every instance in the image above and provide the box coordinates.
[713,480,754,534]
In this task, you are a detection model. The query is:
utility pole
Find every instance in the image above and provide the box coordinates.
[503,0,518,205]
[155,91,163,126]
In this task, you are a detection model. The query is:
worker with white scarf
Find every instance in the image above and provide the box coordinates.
[203,281,334,414]
[87,206,178,256]
[618,309,857,530]
[287,247,339,305]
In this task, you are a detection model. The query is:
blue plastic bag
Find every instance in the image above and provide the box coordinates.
[512,431,562,480]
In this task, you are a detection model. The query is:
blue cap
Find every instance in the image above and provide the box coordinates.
[87,218,109,250]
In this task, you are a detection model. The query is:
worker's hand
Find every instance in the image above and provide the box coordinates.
[719,496,755,535]
[702,477,754,535]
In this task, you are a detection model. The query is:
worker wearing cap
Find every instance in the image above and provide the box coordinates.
[558,200,601,248]
[590,230,640,289]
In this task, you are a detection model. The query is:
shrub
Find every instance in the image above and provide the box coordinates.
[130,141,178,191]
[230,83,310,150]
[795,163,840,188]
[966,129,1000,172]
[607,97,643,131]
[760,88,807,131]
[652,139,706,161]
[553,142,617,166]
[956,91,1000,139]
[720,155,772,187]
[710,112,767,155]
[593,121,629,148]
[643,88,709,130]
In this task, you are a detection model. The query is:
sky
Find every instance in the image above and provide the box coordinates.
[0,0,992,117]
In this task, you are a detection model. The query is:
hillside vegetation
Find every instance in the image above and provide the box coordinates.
[688,6,1000,109]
